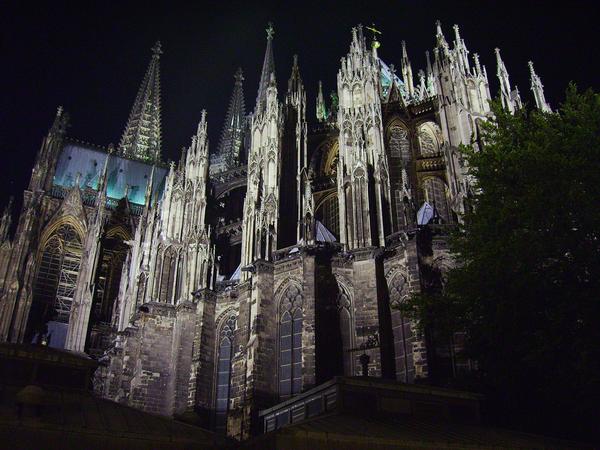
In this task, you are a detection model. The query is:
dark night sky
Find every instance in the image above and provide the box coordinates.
[1,1,598,212]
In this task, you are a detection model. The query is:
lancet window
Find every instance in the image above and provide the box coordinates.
[215,313,236,433]
[337,288,354,375]
[279,284,303,399]
[388,273,415,382]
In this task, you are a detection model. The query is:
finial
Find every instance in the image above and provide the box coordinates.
[56,105,63,117]
[234,67,244,82]
[152,41,163,57]
[201,109,207,123]
[389,63,396,77]
[266,22,274,39]
[528,60,535,75]
[107,143,115,154]
[473,53,481,74]
[436,20,443,34]
[453,24,460,39]
[293,54,298,67]
[365,24,381,49]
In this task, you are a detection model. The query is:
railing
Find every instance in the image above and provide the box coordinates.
[50,184,144,215]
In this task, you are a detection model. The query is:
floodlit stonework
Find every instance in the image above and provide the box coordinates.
[0,22,550,439]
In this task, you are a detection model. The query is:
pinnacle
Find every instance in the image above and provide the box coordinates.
[152,41,163,57]
[266,22,274,39]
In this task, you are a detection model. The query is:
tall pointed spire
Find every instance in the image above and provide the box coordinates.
[287,54,302,94]
[528,61,552,113]
[316,81,327,122]
[119,41,162,163]
[255,23,276,113]
[215,68,246,171]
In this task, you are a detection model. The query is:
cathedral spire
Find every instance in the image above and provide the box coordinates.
[316,81,327,122]
[528,61,552,113]
[216,68,246,171]
[255,23,276,113]
[119,41,162,163]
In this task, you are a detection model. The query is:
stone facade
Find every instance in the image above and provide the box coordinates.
[0,21,551,440]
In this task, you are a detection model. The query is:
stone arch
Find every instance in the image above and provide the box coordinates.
[38,214,86,251]
[29,219,84,348]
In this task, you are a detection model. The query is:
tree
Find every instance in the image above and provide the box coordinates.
[403,85,600,442]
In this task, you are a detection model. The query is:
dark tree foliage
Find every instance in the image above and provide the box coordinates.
[403,85,600,442]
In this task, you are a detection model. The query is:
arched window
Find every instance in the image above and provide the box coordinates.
[417,122,442,157]
[315,194,339,239]
[136,273,147,308]
[158,247,177,303]
[215,313,236,433]
[387,122,411,230]
[279,284,303,399]
[388,274,415,382]
[388,124,410,161]
[337,289,354,375]
[30,223,83,347]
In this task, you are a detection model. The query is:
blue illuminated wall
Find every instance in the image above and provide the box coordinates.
[53,143,167,205]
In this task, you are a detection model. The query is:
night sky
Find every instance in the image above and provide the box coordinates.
[1,1,598,213]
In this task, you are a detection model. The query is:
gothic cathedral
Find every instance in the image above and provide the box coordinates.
[0,23,551,439]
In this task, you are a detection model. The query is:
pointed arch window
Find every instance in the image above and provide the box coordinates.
[389,274,415,382]
[158,247,177,303]
[337,289,354,375]
[29,223,83,347]
[215,314,236,433]
[136,273,147,308]
[279,284,303,399]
